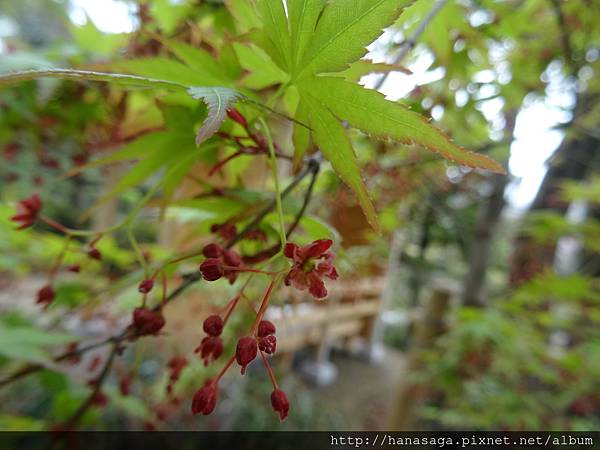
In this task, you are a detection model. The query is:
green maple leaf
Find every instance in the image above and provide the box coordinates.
[253,0,505,232]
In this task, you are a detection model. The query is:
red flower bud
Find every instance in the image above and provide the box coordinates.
[210,222,237,241]
[191,382,217,415]
[67,264,80,273]
[203,315,224,337]
[131,308,165,337]
[271,389,289,421]
[87,247,102,261]
[91,391,108,408]
[138,278,155,294]
[200,258,224,281]
[167,356,188,381]
[36,284,55,306]
[257,320,276,338]
[258,335,277,354]
[195,336,223,366]
[88,355,102,372]
[226,108,248,128]
[236,336,257,375]
[222,249,241,266]
[202,243,222,259]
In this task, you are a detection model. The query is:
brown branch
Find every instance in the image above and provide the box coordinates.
[226,158,319,248]
[549,0,577,76]
[0,336,119,388]
[58,340,121,431]
[243,158,320,264]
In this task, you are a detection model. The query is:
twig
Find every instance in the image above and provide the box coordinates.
[242,158,320,264]
[549,0,577,76]
[0,336,118,388]
[226,158,319,248]
[374,0,449,91]
[59,340,121,431]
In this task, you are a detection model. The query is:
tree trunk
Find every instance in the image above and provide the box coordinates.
[461,111,516,306]
[510,93,599,285]
[387,288,450,430]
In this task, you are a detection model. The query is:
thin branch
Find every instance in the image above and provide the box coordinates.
[549,0,577,76]
[59,340,121,431]
[0,336,118,388]
[226,158,319,248]
[243,158,320,265]
[374,0,449,91]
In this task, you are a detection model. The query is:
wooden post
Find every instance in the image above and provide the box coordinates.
[387,288,450,430]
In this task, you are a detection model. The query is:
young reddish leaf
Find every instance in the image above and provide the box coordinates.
[188,87,244,145]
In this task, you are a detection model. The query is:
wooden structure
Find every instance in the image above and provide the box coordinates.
[264,278,386,384]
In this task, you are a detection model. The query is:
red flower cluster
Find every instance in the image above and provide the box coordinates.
[190,300,290,420]
[199,243,242,284]
[130,308,165,337]
[11,194,42,229]
[284,239,339,298]
[234,320,278,374]
[195,315,224,366]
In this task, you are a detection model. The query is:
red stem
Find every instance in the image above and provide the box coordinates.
[215,356,236,383]
[260,350,279,390]
[250,279,277,336]
[222,266,274,275]
[222,294,241,326]
[40,215,69,235]
[208,151,244,176]
[49,237,71,281]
